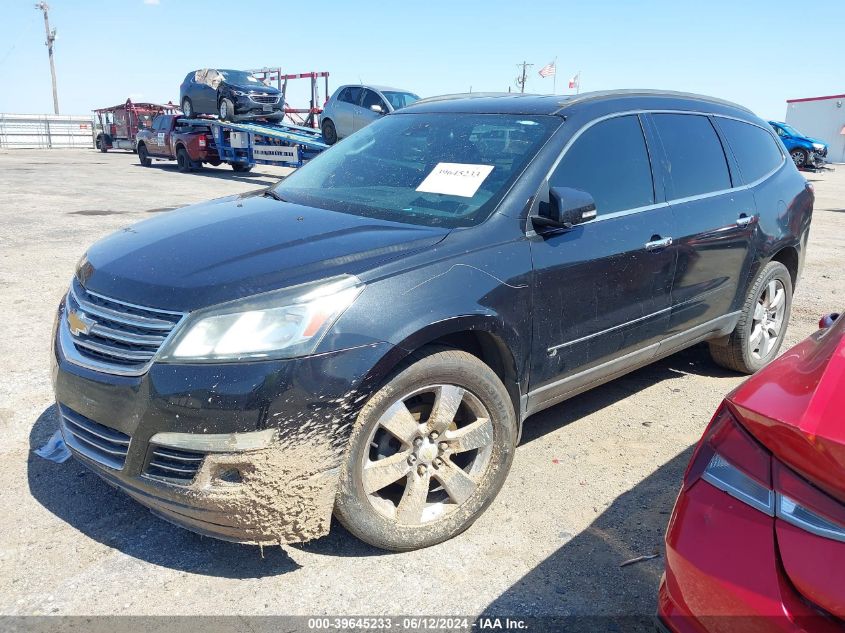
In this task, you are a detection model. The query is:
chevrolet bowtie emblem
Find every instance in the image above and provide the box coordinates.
[67,309,96,336]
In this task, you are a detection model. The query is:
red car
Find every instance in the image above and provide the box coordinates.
[660,312,845,632]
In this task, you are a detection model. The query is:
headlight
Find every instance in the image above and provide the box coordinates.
[812,143,824,150]
[232,90,246,96]
[158,275,363,362]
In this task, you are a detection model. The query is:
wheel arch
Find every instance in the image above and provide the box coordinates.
[769,244,800,289]
[360,316,524,428]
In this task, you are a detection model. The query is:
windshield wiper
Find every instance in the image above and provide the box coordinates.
[263,189,287,202]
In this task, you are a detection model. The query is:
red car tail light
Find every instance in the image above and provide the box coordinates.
[686,403,845,538]
[684,405,771,492]
[199,137,207,148]
[775,462,845,543]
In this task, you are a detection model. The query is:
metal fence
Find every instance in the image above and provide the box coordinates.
[0,113,94,149]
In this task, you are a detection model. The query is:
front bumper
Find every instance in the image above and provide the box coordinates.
[234,95,283,120]
[52,311,392,544]
[659,481,839,632]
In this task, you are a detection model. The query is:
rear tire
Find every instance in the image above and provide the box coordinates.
[321,119,338,145]
[219,98,235,121]
[97,134,108,152]
[176,147,193,173]
[231,163,252,173]
[138,144,151,167]
[182,98,193,118]
[709,261,793,374]
[335,346,517,551]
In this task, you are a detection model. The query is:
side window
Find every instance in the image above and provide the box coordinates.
[550,115,655,215]
[151,116,163,131]
[361,89,386,111]
[346,87,363,106]
[336,88,351,103]
[652,114,731,198]
[718,118,783,183]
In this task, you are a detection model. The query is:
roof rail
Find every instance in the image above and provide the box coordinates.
[553,89,753,114]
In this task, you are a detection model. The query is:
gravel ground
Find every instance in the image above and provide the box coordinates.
[0,150,842,624]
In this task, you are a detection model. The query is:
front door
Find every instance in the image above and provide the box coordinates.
[355,89,387,131]
[527,114,676,414]
[647,113,755,334]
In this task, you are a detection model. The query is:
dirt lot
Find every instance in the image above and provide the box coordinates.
[1,150,843,623]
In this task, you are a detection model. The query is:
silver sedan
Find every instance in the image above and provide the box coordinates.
[320,84,420,144]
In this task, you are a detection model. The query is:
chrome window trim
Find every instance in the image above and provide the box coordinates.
[537,108,786,226]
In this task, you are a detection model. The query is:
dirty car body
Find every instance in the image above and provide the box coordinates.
[52,91,813,546]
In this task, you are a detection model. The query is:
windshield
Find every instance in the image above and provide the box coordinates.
[219,70,265,86]
[382,91,420,110]
[779,123,803,137]
[273,113,561,228]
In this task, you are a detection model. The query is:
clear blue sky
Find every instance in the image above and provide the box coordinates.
[1,0,842,121]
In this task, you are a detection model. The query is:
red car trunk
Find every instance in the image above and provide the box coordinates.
[728,314,845,618]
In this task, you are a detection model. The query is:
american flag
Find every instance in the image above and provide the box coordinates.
[538,62,556,78]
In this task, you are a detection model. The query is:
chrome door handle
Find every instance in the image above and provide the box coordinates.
[645,237,673,251]
[736,214,755,227]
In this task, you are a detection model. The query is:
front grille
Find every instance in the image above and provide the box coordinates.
[144,445,205,483]
[249,94,279,104]
[65,279,184,375]
[60,405,130,470]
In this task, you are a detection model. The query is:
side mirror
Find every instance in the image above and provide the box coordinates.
[370,104,384,114]
[535,186,597,228]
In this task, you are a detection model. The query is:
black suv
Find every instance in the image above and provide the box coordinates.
[179,69,284,122]
[52,91,813,551]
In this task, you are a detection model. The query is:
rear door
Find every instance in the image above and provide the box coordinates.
[333,87,362,137]
[191,70,218,114]
[526,114,676,413]
[355,89,388,131]
[648,113,756,335]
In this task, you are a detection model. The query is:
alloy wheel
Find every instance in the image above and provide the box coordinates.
[749,279,786,361]
[361,384,494,526]
[791,150,806,167]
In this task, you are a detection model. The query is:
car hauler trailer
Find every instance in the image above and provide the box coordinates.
[247,69,329,128]
[177,118,329,171]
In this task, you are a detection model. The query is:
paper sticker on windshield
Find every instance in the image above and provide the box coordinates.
[416,163,495,198]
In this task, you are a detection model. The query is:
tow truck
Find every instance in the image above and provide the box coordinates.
[94,99,179,152]
[137,115,330,173]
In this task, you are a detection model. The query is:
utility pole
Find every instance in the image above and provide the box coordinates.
[515,61,533,94]
[35,2,59,114]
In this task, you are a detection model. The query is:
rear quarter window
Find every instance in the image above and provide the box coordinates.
[652,113,731,199]
[717,118,784,184]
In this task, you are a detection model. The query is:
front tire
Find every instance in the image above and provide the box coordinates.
[709,261,793,373]
[321,119,338,145]
[791,148,809,168]
[335,347,517,551]
[231,162,252,173]
[138,144,151,167]
[219,98,235,121]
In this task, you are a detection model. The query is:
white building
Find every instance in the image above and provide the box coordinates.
[785,93,845,164]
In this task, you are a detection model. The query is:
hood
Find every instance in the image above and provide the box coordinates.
[231,83,280,95]
[78,192,450,312]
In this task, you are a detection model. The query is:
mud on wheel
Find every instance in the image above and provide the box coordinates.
[335,346,517,551]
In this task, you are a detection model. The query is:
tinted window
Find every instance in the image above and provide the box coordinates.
[361,89,386,110]
[550,115,654,215]
[273,113,561,228]
[383,91,420,110]
[652,114,731,198]
[718,118,783,183]
[345,87,363,105]
[336,88,351,103]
